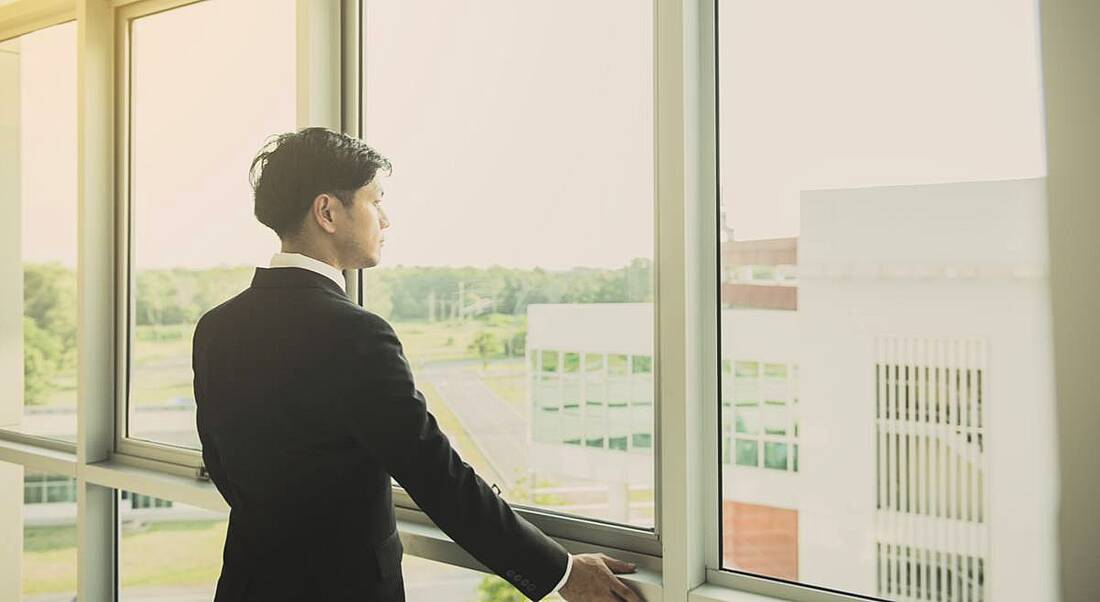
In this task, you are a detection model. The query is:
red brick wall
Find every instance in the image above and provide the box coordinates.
[722,501,798,580]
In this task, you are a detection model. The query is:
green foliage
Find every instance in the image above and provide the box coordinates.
[22,316,59,405]
[477,575,526,602]
[365,258,652,322]
[468,330,504,368]
[507,330,526,357]
[363,268,394,318]
[18,258,650,404]
[23,264,77,405]
[134,267,253,326]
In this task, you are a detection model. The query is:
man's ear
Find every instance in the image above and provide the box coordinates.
[313,193,338,234]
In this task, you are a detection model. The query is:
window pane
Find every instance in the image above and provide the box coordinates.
[0,462,78,601]
[0,22,77,443]
[119,491,227,600]
[717,0,1055,599]
[403,555,564,602]
[127,0,295,449]
[364,1,655,528]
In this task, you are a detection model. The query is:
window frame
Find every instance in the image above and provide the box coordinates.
[352,0,664,559]
[0,0,1089,601]
[111,0,210,473]
[0,10,79,454]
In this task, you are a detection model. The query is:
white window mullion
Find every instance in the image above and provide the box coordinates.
[76,1,118,600]
[658,0,715,598]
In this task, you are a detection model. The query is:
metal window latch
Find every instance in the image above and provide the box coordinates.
[196,464,210,481]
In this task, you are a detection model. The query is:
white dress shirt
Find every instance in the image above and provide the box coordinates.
[269,252,346,290]
[550,554,574,596]
[268,251,573,595]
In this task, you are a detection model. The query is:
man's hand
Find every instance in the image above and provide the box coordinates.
[558,553,644,601]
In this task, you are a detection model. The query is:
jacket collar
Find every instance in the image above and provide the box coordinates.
[250,266,348,298]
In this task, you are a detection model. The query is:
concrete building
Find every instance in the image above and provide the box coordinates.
[526,178,1058,601]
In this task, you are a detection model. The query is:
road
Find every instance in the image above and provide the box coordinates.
[418,360,529,490]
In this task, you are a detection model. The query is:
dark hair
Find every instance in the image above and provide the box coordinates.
[249,127,392,238]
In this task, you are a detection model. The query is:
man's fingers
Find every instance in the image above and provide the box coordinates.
[609,576,643,602]
[600,554,638,574]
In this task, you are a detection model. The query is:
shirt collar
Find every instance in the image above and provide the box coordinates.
[269,252,346,290]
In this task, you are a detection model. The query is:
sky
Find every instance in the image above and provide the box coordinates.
[16,0,1045,269]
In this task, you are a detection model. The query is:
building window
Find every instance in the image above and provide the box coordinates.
[877,543,985,602]
[725,360,798,472]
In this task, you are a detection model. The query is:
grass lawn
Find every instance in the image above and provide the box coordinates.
[22,519,227,595]
[391,315,526,368]
[118,519,227,589]
[476,360,529,416]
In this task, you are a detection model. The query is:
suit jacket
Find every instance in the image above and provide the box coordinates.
[193,266,569,601]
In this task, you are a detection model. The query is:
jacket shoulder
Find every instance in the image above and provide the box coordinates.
[331,301,398,338]
[193,288,252,337]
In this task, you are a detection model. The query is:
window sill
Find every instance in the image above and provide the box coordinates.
[0,435,77,476]
[394,505,664,600]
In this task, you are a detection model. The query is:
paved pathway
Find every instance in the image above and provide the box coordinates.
[418,361,529,491]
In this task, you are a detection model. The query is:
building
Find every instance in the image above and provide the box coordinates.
[526,178,1058,601]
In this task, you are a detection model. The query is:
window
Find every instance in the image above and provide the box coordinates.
[0,22,77,443]
[403,555,565,602]
[0,461,78,601]
[119,490,226,600]
[125,0,296,450]
[724,360,798,471]
[716,0,1053,598]
[362,0,655,528]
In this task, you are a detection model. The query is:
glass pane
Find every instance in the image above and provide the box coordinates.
[1,462,78,601]
[0,22,77,443]
[734,440,759,467]
[717,0,1054,599]
[364,0,655,528]
[127,0,296,449]
[119,491,227,600]
[404,555,564,602]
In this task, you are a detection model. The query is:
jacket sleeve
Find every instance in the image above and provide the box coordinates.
[192,315,235,508]
[336,312,569,601]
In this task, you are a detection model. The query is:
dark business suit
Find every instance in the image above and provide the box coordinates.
[193,266,569,601]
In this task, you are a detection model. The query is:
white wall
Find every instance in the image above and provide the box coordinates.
[798,179,1058,599]
[527,303,653,356]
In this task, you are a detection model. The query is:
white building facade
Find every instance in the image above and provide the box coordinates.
[527,178,1059,601]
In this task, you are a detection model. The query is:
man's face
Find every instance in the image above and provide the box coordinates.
[334,178,389,269]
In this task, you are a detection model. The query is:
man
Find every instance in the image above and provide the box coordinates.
[193,127,644,601]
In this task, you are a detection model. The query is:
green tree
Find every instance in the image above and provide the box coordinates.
[23,263,77,367]
[476,575,526,602]
[362,268,394,318]
[23,316,61,406]
[23,263,77,405]
[507,330,526,357]
[467,330,503,369]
